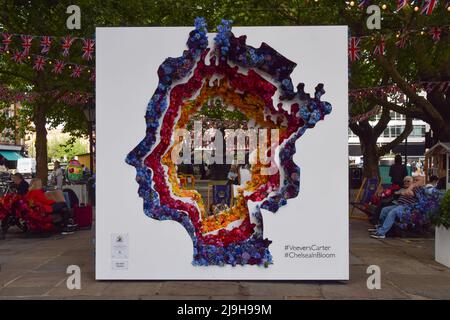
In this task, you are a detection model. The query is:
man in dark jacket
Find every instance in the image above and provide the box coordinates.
[389,154,408,188]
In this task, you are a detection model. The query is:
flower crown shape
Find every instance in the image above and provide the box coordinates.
[126,18,332,267]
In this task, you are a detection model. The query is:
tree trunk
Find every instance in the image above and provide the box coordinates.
[350,119,382,180]
[34,104,48,185]
[360,135,380,179]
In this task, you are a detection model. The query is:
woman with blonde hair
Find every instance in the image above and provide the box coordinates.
[29,178,43,190]
[27,178,55,213]
[26,178,76,234]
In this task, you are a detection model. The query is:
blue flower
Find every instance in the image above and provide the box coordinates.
[308,109,321,125]
[194,17,207,32]
[323,102,332,115]
[299,106,310,120]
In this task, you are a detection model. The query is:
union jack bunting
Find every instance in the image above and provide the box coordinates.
[52,60,65,74]
[40,36,52,54]
[21,35,33,55]
[429,27,442,42]
[33,56,46,71]
[373,37,385,55]
[82,39,95,60]
[61,35,74,57]
[71,65,84,78]
[348,37,361,62]
[421,0,438,15]
[358,0,370,8]
[1,33,13,52]
[11,50,25,64]
[395,34,408,48]
[396,0,407,11]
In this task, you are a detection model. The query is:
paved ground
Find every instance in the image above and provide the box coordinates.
[1,216,450,299]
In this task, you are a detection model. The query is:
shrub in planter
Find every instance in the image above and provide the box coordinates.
[431,189,450,229]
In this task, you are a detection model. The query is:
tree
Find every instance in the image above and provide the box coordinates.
[349,105,413,178]
[0,0,220,183]
[0,1,94,183]
[213,0,449,177]
[373,52,450,141]
[47,136,88,162]
[346,2,449,176]
[344,3,449,167]
[0,102,13,134]
[1,0,448,181]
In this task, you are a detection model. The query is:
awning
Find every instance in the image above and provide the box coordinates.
[0,150,23,161]
[392,143,426,157]
[349,143,426,157]
[349,144,362,157]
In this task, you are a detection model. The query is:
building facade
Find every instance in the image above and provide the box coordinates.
[0,103,26,169]
[349,111,430,164]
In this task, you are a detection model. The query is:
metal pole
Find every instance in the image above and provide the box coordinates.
[89,119,94,173]
[405,136,408,170]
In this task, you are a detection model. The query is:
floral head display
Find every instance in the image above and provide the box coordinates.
[126,18,332,267]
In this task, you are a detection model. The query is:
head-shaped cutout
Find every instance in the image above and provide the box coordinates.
[126,18,332,267]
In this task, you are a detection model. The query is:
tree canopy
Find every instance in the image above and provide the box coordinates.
[0,0,448,180]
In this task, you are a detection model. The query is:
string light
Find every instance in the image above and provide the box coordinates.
[339,2,450,15]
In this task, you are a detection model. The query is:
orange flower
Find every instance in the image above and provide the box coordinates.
[158,73,286,233]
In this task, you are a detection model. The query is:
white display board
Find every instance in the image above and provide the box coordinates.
[96,26,349,280]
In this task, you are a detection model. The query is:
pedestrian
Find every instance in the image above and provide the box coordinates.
[389,154,408,188]
[51,161,64,190]
[81,164,91,178]
[226,165,239,185]
[0,156,7,173]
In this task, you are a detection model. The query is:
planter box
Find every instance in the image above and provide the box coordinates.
[436,226,450,268]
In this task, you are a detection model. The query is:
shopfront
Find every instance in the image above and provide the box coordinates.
[0,145,23,170]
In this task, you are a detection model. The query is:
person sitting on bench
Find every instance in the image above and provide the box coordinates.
[11,173,29,196]
[369,176,421,239]
[26,178,76,234]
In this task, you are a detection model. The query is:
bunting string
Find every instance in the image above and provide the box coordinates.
[1,51,94,80]
[0,85,93,106]
[349,81,450,98]
[348,24,449,62]
[349,106,381,123]
[0,32,95,61]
